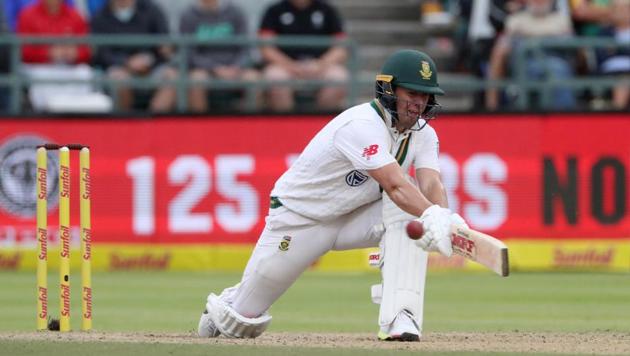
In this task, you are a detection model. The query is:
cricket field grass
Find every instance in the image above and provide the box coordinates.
[1,270,629,355]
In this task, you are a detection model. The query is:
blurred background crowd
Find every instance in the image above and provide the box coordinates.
[0,0,627,114]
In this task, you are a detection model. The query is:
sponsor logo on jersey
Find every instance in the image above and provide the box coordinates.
[362,144,379,160]
[345,170,369,187]
[279,236,292,251]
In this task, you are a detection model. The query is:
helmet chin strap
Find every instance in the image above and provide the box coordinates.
[410,118,429,131]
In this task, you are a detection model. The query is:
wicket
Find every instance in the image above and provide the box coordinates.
[36,144,92,332]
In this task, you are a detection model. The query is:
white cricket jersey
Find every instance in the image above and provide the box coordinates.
[271,100,440,221]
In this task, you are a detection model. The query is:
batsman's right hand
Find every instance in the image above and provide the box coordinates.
[414,205,453,257]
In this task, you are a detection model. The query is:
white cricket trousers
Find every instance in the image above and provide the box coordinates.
[227,200,383,318]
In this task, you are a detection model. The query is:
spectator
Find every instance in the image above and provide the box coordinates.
[0,5,10,111]
[91,0,177,112]
[18,0,108,112]
[570,0,613,36]
[153,0,195,33]
[420,0,454,26]
[5,0,74,31]
[74,0,108,19]
[259,0,348,112]
[453,0,519,107]
[568,0,614,77]
[456,0,523,74]
[179,0,260,112]
[485,0,576,110]
[596,0,630,109]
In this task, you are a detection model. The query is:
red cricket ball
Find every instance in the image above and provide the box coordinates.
[406,220,424,240]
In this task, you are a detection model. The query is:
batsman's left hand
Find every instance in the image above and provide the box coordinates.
[414,205,453,257]
[450,212,468,228]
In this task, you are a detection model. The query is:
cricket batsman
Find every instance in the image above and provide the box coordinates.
[198,49,467,341]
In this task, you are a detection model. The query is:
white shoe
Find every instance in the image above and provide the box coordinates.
[377,310,420,342]
[197,309,221,337]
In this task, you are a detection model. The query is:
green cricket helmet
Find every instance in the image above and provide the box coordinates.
[375,49,444,129]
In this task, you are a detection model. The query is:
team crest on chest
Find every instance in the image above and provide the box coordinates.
[345,170,369,187]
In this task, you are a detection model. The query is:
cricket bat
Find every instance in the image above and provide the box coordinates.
[406,221,509,277]
[449,225,509,277]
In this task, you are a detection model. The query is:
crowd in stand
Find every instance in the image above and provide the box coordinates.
[0,0,627,114]
[0,0,348,113]
[450,0,629,111]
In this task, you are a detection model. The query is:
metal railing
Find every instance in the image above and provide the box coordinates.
[0,34,360,114]
[358,37,626,112]
[0,35,626,114]
[510,37,626,110]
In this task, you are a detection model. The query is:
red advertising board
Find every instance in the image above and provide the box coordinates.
[0,113,628,248]
[434,114,629,239]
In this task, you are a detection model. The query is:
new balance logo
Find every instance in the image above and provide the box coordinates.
[362,144,379,160]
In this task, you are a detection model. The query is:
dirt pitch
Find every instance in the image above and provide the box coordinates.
[1,331,629,354]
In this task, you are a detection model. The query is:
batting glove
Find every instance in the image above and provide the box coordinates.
[450,212,468,228]
[414,205,453,257]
